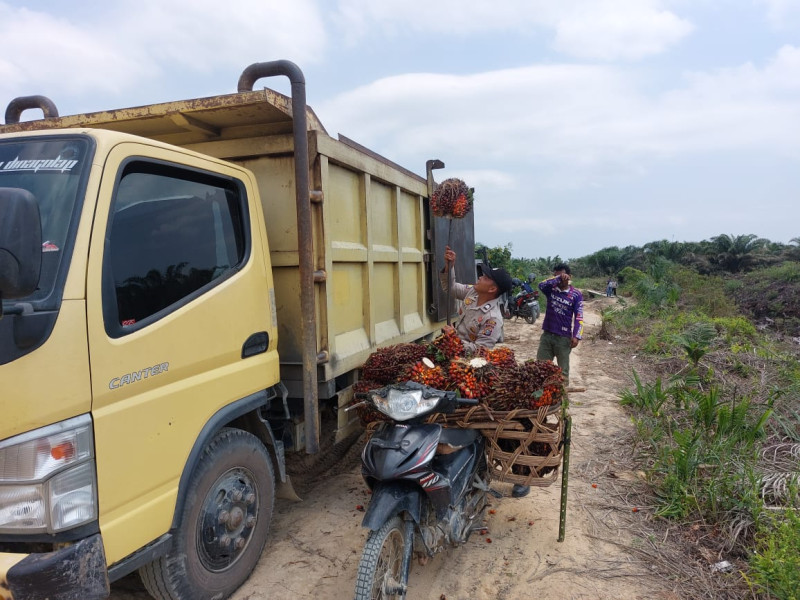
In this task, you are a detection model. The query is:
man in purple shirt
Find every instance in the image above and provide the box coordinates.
[537,263,584,386]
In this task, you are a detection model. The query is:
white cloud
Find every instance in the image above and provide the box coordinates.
[330,0,558,39]
[0,1,325,110]
[110,0,326,72]
[321,44,800,186]
[0,4,146,95]
[319,64,642,166]
[552,1,695,60]
[331,0,693,60]
[319,41,800,259]
[656,45,800,155]
[759,0,800,29]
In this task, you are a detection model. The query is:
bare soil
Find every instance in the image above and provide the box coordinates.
[111,295,671,600]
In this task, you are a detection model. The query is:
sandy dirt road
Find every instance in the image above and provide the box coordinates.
[111,295,669,600]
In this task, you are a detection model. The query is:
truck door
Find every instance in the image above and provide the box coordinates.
[84,143,279,566]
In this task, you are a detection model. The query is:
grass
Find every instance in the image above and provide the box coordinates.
[749,507,800,599]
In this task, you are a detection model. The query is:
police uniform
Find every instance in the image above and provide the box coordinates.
[439,268,504,353]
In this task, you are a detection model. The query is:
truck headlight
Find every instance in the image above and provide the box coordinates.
[0,414,97,534]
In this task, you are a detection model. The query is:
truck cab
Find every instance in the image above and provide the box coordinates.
[0,127,281,600]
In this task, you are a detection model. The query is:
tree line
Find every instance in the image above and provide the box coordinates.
[478,234,800,280]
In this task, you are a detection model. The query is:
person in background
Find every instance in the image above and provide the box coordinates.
[440,245,512,353]
[606,278,613,297]
[537,264,584,386]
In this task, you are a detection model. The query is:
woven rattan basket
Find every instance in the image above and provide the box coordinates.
[426,403,565,487]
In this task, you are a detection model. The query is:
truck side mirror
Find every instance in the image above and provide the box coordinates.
[0,187,42,302]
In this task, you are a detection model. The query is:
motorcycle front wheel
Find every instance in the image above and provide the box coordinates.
[354,515,408,600]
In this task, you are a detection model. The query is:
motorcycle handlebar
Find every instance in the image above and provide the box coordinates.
[457,397,480,406]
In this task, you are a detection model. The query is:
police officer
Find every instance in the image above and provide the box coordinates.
[440,246,530,497]
[439,245,512,353]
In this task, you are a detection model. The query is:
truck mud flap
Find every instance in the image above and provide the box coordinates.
[7,533,109,600]
[276,474,303,501]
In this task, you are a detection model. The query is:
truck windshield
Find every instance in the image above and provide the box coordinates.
[0,136,91,305]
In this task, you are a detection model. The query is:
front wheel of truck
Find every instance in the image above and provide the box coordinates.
[139,428,275,600]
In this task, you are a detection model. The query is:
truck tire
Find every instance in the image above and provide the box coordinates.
[139,428,275,600]
[353,515,407,600]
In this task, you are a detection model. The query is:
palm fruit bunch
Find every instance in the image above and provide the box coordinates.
[475,356,500,395]
[446,357,500,398]
[533,385,562,409]
[487,359,565,410]
[478,346,516,369]
[350,379,385,425]
[404,358,448,389]
[445,359,483,399]
[361,343,429,384]
[522,359,565,390]
[429,328,464,362]
[430,178,474,219]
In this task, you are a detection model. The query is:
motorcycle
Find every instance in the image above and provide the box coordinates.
[501,278,540,324]
[350,381,496,600]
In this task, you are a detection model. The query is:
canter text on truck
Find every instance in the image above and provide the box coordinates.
[108,362,169,389]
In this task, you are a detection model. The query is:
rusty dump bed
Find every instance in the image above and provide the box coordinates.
[1,88,328,146]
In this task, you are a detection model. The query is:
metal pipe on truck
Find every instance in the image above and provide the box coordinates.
[237,60,320,454]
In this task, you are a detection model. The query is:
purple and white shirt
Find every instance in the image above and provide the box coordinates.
[539,277,584,339]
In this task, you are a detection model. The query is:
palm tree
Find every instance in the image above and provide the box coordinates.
[708,234,768,273]
[788,237,800,260]
[587,246,626,276]
[643,239,687,262]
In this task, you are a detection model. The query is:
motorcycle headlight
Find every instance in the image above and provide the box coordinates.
[0,414,97,533]
[370,384,447,421]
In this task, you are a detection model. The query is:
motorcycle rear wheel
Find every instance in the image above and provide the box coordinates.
[523,307,536,324]
[354,515,408,600]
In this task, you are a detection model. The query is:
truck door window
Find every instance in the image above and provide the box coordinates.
[104,161,247,336]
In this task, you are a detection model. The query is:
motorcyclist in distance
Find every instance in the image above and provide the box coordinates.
[521,273,536,294]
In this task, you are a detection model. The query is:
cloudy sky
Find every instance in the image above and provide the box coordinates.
[2,0,799,259]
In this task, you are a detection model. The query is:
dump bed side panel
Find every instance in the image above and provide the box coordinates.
[229,131,443,397]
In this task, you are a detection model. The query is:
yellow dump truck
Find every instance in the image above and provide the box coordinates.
[0,60,474,600]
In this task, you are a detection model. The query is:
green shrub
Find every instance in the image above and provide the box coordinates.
[634,277,679,308]
[673,322,717,367]
[621,373,772,522]
[735,261,800,336]
[671,266,738,317]
[725,279,744,294]
[750,507,800,600]
[620,370,669,414]
[618,266,647,288]
[713,316,757,346]
[768,261,800,283]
